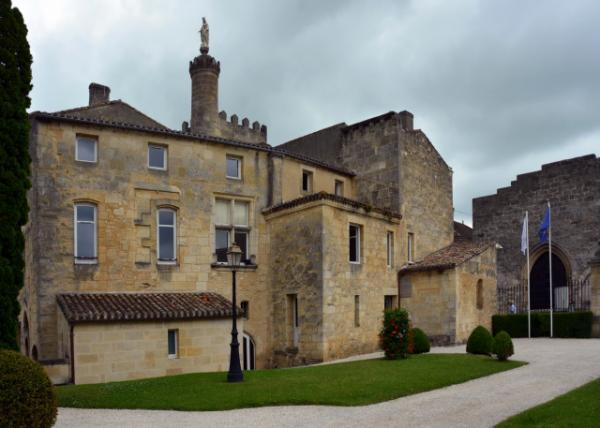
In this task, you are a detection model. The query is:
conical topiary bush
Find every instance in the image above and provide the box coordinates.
[466,325,493,355]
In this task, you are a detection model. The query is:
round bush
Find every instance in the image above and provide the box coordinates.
[410,328,430,354]
[493,331,514,361]
[379,308,410,359]
[0,350,57,428]
[466,325,493,355]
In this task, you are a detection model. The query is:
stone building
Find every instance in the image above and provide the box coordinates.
[20,25,497,384]
[473,155,600,317]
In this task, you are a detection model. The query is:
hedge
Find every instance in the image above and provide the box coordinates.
[492,311,593,338]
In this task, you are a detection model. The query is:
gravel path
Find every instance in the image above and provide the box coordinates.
[55,339,600,428]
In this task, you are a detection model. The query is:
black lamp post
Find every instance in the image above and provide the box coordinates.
[226,243,243,383]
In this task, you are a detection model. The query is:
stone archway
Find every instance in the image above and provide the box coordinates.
[529,248,569,310]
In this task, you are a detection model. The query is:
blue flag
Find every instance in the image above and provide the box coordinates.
[538,207,550,243]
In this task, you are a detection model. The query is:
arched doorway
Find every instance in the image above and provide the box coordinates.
[242,332,255,370]
[530,251,568,310]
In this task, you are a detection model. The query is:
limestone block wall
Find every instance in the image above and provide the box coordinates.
[321,204,402,360]
[455,247,497,342]
[473,155,600,300]
[399,131,453,260]
[72,318,234,384]
[590,257,600,337]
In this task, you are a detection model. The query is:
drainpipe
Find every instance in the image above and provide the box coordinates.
[69,324,75,384]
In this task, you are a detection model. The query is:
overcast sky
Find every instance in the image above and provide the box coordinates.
[15,0,600,224]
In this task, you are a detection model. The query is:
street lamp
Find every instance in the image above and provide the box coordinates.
[226,243,243,383]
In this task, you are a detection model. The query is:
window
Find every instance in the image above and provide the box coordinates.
[384,295,397,311]
[287,294,299,347]
[157,208,176,263]
[148,144,167,170]
[354,295,360,327]
[349,224,361,264]
[167,329,178,358]
[335,180,344,196]
[242,333,255,370]
[241,301,249,319]
[75,136,97,163]
[387,231,394,267]
[215,198,251,264]
[226,155,242,179]
[476,279,484,310]
[74,203,97,263]
[408,232,415,263]
[302,170,313,193]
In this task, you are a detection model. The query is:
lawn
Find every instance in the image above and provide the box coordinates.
[497,377,600,428]
[58,354,524,411]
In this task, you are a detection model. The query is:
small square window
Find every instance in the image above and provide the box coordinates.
[76,136,97,163]
[302,170,313,193]
[148,145,167,170]
[167,329,178,359]
[226,156,242,179]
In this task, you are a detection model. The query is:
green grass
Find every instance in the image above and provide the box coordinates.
[497,377,600,428]
[58,354,524,411]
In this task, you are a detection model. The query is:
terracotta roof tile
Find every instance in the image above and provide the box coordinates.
[57,292,237,323]
[399,238,492,273]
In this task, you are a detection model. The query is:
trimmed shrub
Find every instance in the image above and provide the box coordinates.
[492,311,593,338]
[466,325,493,355]
[410,328,430,354]
[492,331,514,361]
[379,308,410,359]
[0,350,57,428]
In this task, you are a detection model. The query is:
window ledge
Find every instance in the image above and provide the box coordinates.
[74,258,98,265]
[210,263,258,271]
[167,354,178,360]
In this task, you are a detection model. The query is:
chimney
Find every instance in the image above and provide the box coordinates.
[89,83,110,106]
[399,110,414,131]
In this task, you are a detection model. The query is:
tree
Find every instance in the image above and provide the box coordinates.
[0,0,32,350]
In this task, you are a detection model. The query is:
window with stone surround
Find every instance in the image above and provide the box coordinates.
[287,294,299,347]
[408,232,415,263]
[384,295,397,311]
[226,155,242,179]
[335,179,344,196]
[349,223,362,264]
[157,208,177,264]
[167,329,178,359]
[354,295,360,327]
[215,198,251,264]
[476,279,484,310]
[74,203,97,264]
[75,135,97,163]
[148,144,167,170]
[387,231,394,267]
[241,300,249,319]
[302,170,313,193]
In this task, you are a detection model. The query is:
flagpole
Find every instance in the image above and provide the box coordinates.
[548,200,553,338]
[526,211,531,339]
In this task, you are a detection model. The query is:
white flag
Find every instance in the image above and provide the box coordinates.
[521,213,528,255]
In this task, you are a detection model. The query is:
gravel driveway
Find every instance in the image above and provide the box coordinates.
[55,338,600,428]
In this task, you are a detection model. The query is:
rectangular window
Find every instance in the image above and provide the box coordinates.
[334,180,344,196]
[74,204,97,263]
[241,301,249,319]
[287,294,299,347]
[408,232,415,263]
[349,224,361,264]
[387,231,394,267]
[226,156,242,179]
[214,198,251,264]
[302,170,313,193]
[354,295,360,327]
[157,208,176,263]
[384,295,398,311]
[167,329,178,359]
[75,136,97,163]
[148,144,167,170]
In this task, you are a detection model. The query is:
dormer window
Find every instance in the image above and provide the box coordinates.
[75,136,97,163]
[148,144,167,170]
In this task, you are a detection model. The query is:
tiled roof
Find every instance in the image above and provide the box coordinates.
[30,111,355,177]
[453,221,473,240]
[57,292,237,323]
[262,191,402,219]
[399,238,492,273]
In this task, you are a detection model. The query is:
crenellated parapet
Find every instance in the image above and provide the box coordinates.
[215,110,267,145]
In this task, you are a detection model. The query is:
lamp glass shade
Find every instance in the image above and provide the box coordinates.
[227,243,242,267]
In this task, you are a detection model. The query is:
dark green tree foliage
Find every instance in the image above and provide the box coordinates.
[0,350,57,427]
[466,325,493,356]
[0,0,32,350]
[492,331,514,361]
[379,308,410,359]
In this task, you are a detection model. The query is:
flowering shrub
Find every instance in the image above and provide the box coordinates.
[379,308,410,359]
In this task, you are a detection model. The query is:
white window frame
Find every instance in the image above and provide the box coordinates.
[226,155,242,180]
[167,329,178,359]
[157,208,177,264]
[148,144,167,171]
[214,198,251,265]
[75,136,97,163]
[408,232,415,263]
[74,203,97,264]
[387,231,394,267]
[349,223,361,264]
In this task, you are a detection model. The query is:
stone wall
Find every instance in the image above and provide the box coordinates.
[473,155,600,307]
[72,318,233,384]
